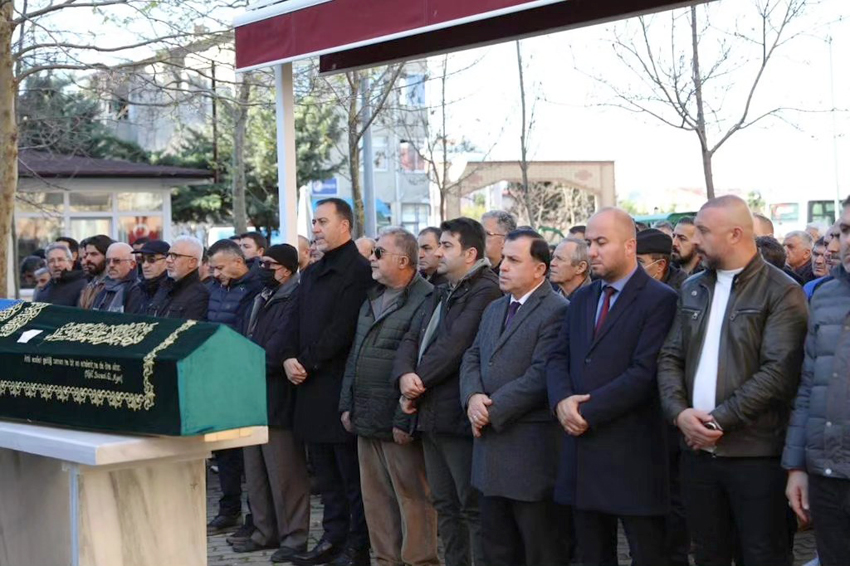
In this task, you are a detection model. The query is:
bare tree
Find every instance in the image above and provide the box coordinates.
[0,0,245,296]
[594,0,812,199]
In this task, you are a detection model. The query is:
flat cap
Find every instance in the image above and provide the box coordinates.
[636,228,672,255]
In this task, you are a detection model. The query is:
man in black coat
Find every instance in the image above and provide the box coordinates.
[546,208,678,566]
[394,217,502,566]
[281,198,374,566]
[133,239,169,314]
[146,236,209,320]
[35,243,87,306]
[231,245,312,564]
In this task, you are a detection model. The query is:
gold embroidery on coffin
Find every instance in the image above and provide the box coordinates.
[0,302,49,337]
[44,321,159,347]
[0,302,24,322]
[0,319,197,411]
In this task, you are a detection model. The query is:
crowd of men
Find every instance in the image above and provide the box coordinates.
[21,194,850,566]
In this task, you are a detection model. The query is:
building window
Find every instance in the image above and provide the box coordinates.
[402,203,429,234]
[808,200,836,226]
[400,140,427,173]
[399,74,426,108]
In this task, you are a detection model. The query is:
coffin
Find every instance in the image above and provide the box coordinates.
[0,301,267,435]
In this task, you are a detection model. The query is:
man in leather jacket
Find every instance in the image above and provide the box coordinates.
[657,195,808,566]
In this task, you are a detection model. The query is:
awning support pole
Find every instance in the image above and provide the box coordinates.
[274,63,298,245]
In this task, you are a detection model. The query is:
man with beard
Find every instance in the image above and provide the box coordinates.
[78,234,113,309]
[418,227,447,286]
[658,196,808,566]
[671,217,702,275]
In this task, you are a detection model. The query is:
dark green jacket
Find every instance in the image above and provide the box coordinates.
[339,273,433,440]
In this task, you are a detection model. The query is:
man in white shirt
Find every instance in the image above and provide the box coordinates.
[658,196,808,566]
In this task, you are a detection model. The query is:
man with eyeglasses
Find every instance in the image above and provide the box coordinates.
[147,235,209,320]
[132,240,170,314]
[481,210,517,274]
[34,242,87,306]
[636,229,688,291]
[90,243,142,313]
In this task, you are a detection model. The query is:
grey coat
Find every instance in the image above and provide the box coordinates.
[460,282,568,502]
[783,267,850,479]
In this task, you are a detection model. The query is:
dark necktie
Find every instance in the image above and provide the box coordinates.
[504,300,521,330]
[594,286,617,336]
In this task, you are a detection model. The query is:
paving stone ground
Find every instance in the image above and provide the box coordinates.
[205,466,818,566]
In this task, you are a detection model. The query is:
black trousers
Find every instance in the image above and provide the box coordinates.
[215,447,244,517]
[666,427,690,566]
[573,510,667,566]
[680,451,791,566]
[310,441,369,549]
[479,495,571,566]
[809,473,850,566]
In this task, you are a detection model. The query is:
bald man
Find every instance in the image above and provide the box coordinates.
[658,196,808,566]
[91,242,143,313]
[297,235,311,271]
[547,207,678,566]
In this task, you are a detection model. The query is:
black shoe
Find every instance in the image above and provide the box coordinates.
[290,540,342,565]
[270,544,308,563]
[232,539,278,553]
[225,522,256,545]
[328,546,370,566]
[206,514,241,535]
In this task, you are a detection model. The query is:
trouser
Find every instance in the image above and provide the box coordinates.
[809,473,850,566]
[215,447,243,517]
[243,427,310,549]
[666,427,690,566]
[310,441,369,549]
[421,432,484,566]
[681,451,792,566]
[480,495,571,566]
[573,510,667,566]
[357,436,439,566]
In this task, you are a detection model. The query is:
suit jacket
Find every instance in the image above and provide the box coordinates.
[461,282,568,502]
[546,266,677,516]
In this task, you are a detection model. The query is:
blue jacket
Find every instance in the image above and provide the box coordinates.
[546,266,677,515]
[783,267,850,480]
[207,269,264,330]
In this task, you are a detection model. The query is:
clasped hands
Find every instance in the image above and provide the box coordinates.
[675,408,723,450]
[398,373,426,415]
[556,394,591,436]
[467,393,493,438]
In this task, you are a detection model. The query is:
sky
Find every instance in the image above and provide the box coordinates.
[426,0,850,209]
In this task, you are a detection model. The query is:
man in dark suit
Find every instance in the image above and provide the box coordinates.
[547,207,678,566]
[461,228,569,566]
[282,198,375,566]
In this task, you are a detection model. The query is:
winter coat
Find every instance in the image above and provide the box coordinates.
[280,239,374,443]
[339,274,433,441]
[146,269,210,321]
[783,267,850,480]
[34,269,87,307]
[207,269,264,329]
[393,261,502,436]
[134,272,167,314]
[91,273,143,314]
[244,275,300,428]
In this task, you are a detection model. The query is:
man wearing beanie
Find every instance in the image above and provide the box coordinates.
[232,244,312,562]
[636,228,688,291]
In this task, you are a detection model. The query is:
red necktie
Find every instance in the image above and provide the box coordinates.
[595,287,617,336]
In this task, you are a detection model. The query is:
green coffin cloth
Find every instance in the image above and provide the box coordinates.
[0,301,267,436]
